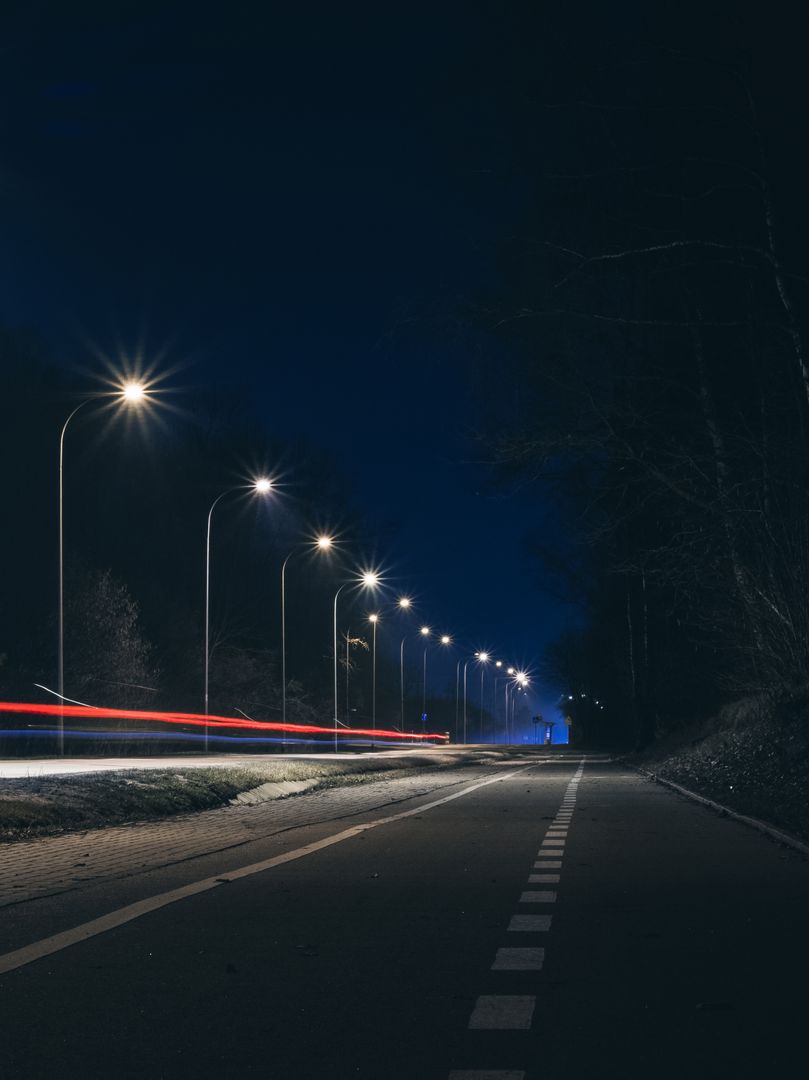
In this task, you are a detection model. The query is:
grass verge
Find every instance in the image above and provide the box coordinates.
[0,749,515,842]
[628,697,809,844]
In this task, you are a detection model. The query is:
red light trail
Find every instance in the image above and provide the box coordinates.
[0,702,449,741]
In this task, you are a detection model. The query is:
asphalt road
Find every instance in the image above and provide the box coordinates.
[3,753,808,1079]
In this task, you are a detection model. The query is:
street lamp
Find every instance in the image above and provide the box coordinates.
[461,653,485,744]
[396,596,413,734]
[420,631,451,735]
[204,477,274,740]
[280,534,334,729]
[419,626,430,732]
[368,613,379,745]
[57,379,151,754]
[506,672,529,742]
[333,569,379,750]
[477,652,491,741]
[495,675,510,743]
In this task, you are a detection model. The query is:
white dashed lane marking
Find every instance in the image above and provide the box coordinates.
[453,760,585,1079]
[508,914,552,932]
[491,947,545,971]
[468,996,536,1030]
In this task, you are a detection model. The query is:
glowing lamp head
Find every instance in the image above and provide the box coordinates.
[478,652,489,663]
[369,613,379,624]
[420,626,430,637]
[121,381,147,404]
[495,660,502,668]
[440,635,451,645]
[507,667,515,675]
[253,477,273,494]
[398,596,411,609]
[361,571,379,588]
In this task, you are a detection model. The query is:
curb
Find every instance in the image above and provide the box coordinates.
[636,768,809,860]
[229,778,320,805]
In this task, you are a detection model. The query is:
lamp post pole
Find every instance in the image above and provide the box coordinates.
[494,676,507,743]
[58,383,149,755]
[455,659,461,743]
[280,550,294,734]
[58,400,93,755]
[480,666,486,741]
[331,571,380,753]
[422,646,428,735]
[462,659,472,744]
[332,583,346,752]
[205,479,273,749]
[204,491,230,726]
[369,614,378,749]
[281,536,333,739]
[400,637,406,734]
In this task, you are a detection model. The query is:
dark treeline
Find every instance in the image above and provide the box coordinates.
[476,22,809,747]
[0,337,458,746]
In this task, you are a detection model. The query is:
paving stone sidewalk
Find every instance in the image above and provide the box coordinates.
[0,768,480,908]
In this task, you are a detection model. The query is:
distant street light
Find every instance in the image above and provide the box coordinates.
[460,652,486,747]
[281,534,334,730]
[420,632,451,735]
[57,379,151,754]
[494,675,509,743]
[505,672,530,742]
[204,478,274,740]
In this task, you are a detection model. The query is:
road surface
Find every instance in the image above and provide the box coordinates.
[2,752,807,1078]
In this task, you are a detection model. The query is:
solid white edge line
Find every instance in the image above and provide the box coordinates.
[638,768,809,859]
[0,764,537,976]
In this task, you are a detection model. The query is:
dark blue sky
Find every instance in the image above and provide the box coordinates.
[1,4,595,728]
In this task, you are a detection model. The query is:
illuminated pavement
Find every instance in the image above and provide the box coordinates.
[2,755,808,1079]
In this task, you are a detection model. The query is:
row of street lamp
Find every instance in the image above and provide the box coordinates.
[55,378,531,752]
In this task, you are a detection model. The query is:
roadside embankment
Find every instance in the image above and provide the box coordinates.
[0,749,518,842]
[630,695,809,843]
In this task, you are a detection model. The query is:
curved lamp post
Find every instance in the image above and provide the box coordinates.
[419,626,430,732]
[505,671,529,744]
[368,612,379,745]
[396,596,412,734]
[58,381,150,755]
[281,535,334,729]
[204,477,274,744]
[332,570,379,751]
[477,652,490,741]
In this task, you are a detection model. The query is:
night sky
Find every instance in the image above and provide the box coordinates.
[2,2,793,731]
